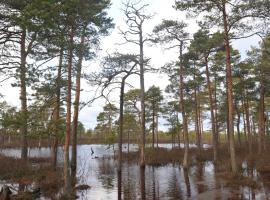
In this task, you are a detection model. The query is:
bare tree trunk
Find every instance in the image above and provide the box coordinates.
[118,77,126,172]
[183,168,191,198]
[205,58,218,162]
[140,166,146,200]
[177,114,181,149]
[128,129,130,153]
[198,94,203,145]
[193,66,201,150]
[241,99,248,144]
[245,97,252,152]
[64,26,74,194]
[222,2,237,173]
[156,115,159,148]
[117,168,122,200]
[179,43,189,168]
[152,107,155,149]
[214,74,219,144]
[235,102,241,146]
[267,112,270,139]
[51,48,63,170]
[71,34,85,181]
[20,28,28,160]
[258,73,265,154]
[139,27,146,167]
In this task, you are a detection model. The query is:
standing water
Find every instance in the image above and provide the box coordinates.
[1,144,270,199]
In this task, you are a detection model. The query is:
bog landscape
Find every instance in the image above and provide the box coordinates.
[0,0,270,199]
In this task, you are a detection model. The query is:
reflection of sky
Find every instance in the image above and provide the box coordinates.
[1,145,270,199]
[0,0,260,132]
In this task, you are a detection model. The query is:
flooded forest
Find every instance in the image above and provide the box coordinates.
[0,0,270,199]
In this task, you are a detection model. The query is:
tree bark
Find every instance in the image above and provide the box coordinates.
[51,47,63,170]
[241,98,248,144]
[258,70,265,154]
[139,25,146,167]
[222,2,237,173]
[152,105,155,149]
[64,26,74,194]
[156,114,159,148]
[71,34,85,181]
[20,28,28,160]
[205,57,218,162]
[179,42,189,168]
[193,64,201,151]
[118,77,126,172]
[235,102,241,146]
[245,97,252,152]
[214,74,219,143]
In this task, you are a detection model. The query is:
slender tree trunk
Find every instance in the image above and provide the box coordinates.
[64,26,74,194]
[156,114,159,148]
[198,93,203,144]
[183,168,191,197]
[193,66,201,150]
[267,112,270,139]
[140,166,146,200]
[245,97,252,152]
[214,74,219,143]
[118,77,127,172]
[222,2,237,173]
[128,129,130,153]
[179,43,189,168]
[205,58,218,162]
[258,72,265,154]
[51,48,63,170]
[152,106,155,149]
[71,34,85,181]
[176,113,181,149]
[235,102,241,146]
[139,26,145,167]
[117,168,122,200]
[241,98,248,144]
[252,116,256,144]
[20,28,28,160]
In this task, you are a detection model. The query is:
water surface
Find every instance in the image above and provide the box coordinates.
[1,144,270,200]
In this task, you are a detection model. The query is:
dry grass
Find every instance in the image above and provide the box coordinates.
[0,155,63,199]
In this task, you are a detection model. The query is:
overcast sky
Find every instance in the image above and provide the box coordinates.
[0,0,261,131]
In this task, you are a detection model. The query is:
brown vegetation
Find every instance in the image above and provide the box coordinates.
[0,155,63,199]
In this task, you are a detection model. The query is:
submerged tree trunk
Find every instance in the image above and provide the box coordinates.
[205,58,218,162]
[222,2,237,173]
[51,48,63,170]
[179,43,189,168]
[71,34,85,182]
[64,26,74,194]
[20,28,28,160]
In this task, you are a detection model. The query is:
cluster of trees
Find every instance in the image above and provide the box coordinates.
[0,0,113,195]
[0,0,270,196]
[92,0,270,176]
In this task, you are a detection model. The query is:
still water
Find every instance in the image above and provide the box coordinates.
[1,144,270,200]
